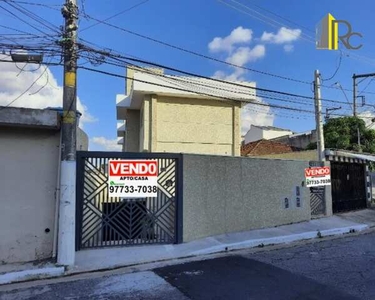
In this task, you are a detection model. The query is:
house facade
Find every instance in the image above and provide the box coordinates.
[116,67,256,156]
[0,107,88,264]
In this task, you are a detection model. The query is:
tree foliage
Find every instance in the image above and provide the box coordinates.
[324,117,375,153]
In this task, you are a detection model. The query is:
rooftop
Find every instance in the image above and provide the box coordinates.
[116,68,257,120]
[251,125,294,132]
[0,107,60,130]
[241,139,301,156]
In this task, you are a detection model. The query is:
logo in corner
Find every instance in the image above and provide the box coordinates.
[316,13,362,50]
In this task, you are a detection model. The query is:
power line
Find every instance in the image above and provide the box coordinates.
[0,58,62,66]
[80,13,312,85]
[2,0,61,34]
[79,11,375,97]
[242,0,314,33]
[0,64,49,109]
[80,0,151,32]
[1,0,60,10]
[359,78,375,96]
[79,65,374,119]
[217,0,314,43]
[218,0,375,93]
[322,49,342,82]
[0,3,56,37]
[78,42,375,109]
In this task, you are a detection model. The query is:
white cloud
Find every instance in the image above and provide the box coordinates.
[208,26,253,53]
[212,68,246,81]
[226,45,265,66]
[241,98,274,135]
[90,136,121,151]
[283,44,294,53]
[261,27,301,44]
[0,56,96,127]
[213,45,265,81]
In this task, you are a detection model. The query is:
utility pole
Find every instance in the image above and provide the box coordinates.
[353,73,357,116]
[353,72,375,117]
[58,0,78,266]
[314,70,325,162]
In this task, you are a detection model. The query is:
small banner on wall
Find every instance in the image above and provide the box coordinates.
[305,166,331,187]
[108,160,158,198]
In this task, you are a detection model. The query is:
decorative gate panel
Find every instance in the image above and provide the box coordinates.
[309,161,326,216]
[310,186,325,216]
[76,152,182,250]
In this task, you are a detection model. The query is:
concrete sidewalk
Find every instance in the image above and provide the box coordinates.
[1,209,373,285]
[72,210,373,275]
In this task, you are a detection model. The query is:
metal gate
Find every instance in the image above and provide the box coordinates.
[309,161,326,216]
[331,162,367,213]
[76,151,183,250]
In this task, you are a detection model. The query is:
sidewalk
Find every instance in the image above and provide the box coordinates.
[71,210,374,274]
[0,261,64,285]
[1,209,373,285]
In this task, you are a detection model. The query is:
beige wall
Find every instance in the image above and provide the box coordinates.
[139,96,241,156]
[0,127,60,263]
[182,154,314,242]
[259,150,317,161]
[124,109,140,152]
[77,127,89,151]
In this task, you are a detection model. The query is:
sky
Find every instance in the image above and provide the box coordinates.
[1,0,375,151]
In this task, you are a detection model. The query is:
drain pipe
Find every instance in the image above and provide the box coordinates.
[52,128,63,258]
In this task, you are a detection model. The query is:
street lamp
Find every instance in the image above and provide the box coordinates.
[10,54,43,64]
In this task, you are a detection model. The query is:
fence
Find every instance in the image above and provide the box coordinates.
[75,151,183,250]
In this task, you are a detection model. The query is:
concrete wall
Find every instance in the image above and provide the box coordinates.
[244,126,263,144]
[271,131,317,149]
[0,127,60,263]
[182,154,312,242]
[259,150,317,161]
[77,127,89,151]
[124,109,140,152]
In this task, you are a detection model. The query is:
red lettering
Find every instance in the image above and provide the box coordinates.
[109,160,158,177]
[305,167,330,178]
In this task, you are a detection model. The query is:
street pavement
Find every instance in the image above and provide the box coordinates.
[1,231,374,300]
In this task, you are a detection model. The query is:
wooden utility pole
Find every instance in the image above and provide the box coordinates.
[314,70,325,162]
[58,0,78,266]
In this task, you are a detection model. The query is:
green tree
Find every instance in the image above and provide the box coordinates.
[323,116,375,153]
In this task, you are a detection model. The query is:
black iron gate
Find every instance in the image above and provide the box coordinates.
[76,151,183,250]
[309,161,326,216]
[331,162,367,213]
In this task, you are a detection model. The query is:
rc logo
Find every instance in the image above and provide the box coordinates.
[316,13,362,50]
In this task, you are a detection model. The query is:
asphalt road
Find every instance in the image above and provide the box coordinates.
[1,231,374,300]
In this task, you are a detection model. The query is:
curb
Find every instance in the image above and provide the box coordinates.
[0,224,369,286]
[0,267,65,285]
[190,224,369,256]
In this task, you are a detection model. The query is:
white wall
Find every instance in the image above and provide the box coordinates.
[0,127,60,263]
[263,130,292,141]
[244,126,292,144]
[244,126,263,144]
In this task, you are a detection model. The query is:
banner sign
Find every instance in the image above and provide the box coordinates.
[305,166,331,187]
[108,160,158,198]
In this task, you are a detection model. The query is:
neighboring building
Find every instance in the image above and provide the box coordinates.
[271,129,317,149]
[0,107,88,264]
[241,139,301,157]
[243,125,293,144]
[258,149,316,160]
[116,67,256,156]
[252,146,374,214]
